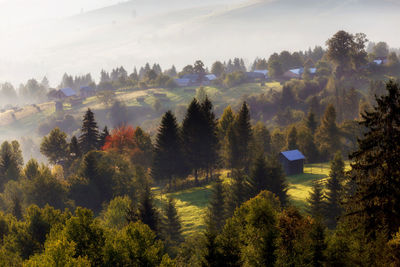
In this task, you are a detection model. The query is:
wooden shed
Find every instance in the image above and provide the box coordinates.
[279,150,306,176]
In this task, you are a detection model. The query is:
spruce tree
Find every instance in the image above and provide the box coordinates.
[162,197,183,251]
[315,104,341,160]
[182,99,206,183]
[265,156,289,206]
[348,81,400,236]
[253,122,272,155]
[309,219,327,267]
[200,96,219,179]
[205,178,225,232]
[224,124,240,169]
[11,195,23,220]
[202,231,221,267]
[217,106,234,141]
[287,126,298,150]
[235,102,252,172]
[139,182,159,233]
[325,151,344,228]
[306,111,318,134]
[225,169,250,218]
[79,108,100,154]
[0,141,21,189]
[248,153,269,198]
[99,126,110,149]
[307,180,325,219]
[152,111,186,185]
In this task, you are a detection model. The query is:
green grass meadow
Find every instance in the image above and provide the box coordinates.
[156,162,350,237]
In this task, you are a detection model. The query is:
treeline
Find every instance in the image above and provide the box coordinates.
[0,81,399,265]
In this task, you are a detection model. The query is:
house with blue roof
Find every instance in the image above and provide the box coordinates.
[283,67,317,79]
[279,149,306,175]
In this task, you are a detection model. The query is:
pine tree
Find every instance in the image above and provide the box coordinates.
[266,157,289,206]
[287,126,298,150]
[315,104,341,160]
[0,141,22,189]
[79,109,99,154]
[69,136,81,159]
[11,195,23,220]
[309,219,327,267]
[348,81,400,236]
[139,182,159,233]
[253,122,272,155]
[200,97,219,179]
[99,126,110,149]
[205,178,225,233]
[325,151,344,228]
[202,231,221,267]
[235,102,252,172]
[248,153,269,198]
[182,99,206,183]
[162,197,183,247]
[306,111,318,134]
[307,180,325,219]
[224,124,240,170]
[225,169,250,218]
[152,111,186,185]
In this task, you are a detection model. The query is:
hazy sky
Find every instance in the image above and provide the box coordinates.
[0,0,398,86]
[0,0,124,24]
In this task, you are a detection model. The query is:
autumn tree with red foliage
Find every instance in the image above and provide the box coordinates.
[102,125,153,167]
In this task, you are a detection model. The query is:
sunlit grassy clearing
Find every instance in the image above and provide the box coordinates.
[287,162,351,211]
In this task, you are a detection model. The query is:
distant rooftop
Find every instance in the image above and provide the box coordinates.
[60,87,77,97]
[280,150,306,161]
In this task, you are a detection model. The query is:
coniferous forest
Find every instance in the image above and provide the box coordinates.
[0,29,399,266]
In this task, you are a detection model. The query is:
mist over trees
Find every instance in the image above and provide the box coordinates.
[0,30,399,265]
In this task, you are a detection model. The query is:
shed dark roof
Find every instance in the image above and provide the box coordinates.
[280,150,305,161]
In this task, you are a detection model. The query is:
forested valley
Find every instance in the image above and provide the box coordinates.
[0,31,399,266]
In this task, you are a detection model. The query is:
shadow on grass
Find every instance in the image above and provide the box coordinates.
[287,173,326,185]
[169,186,212,208]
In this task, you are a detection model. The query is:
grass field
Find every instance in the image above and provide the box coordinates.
[157,162,350,237]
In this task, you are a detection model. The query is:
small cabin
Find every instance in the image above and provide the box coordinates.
[279,150,306,176]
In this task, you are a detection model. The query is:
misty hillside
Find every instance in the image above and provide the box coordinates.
[0,0,399,84]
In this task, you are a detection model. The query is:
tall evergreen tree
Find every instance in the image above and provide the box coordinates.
[235,102,252,172]
[307,180,325,219]
[348,81,400,237]
[325,151,345,228]
[225,169,250,218]
[200,97,219,179]
[306,111,318,134]
[265,156,289,206]
[309,219,327,267]
[205,178,225,233]
[224,123,241,170]
[162,197,183,249]
[253,122,272,155]
[0,141,22,189]
[79,109,99,154]
[248,153,269,198]
[182,99,206,183]
[152,111,186,185]
[287,126,298,150]
[139,182,159,233]
[315,104,341,160]
[202,231,221,267]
